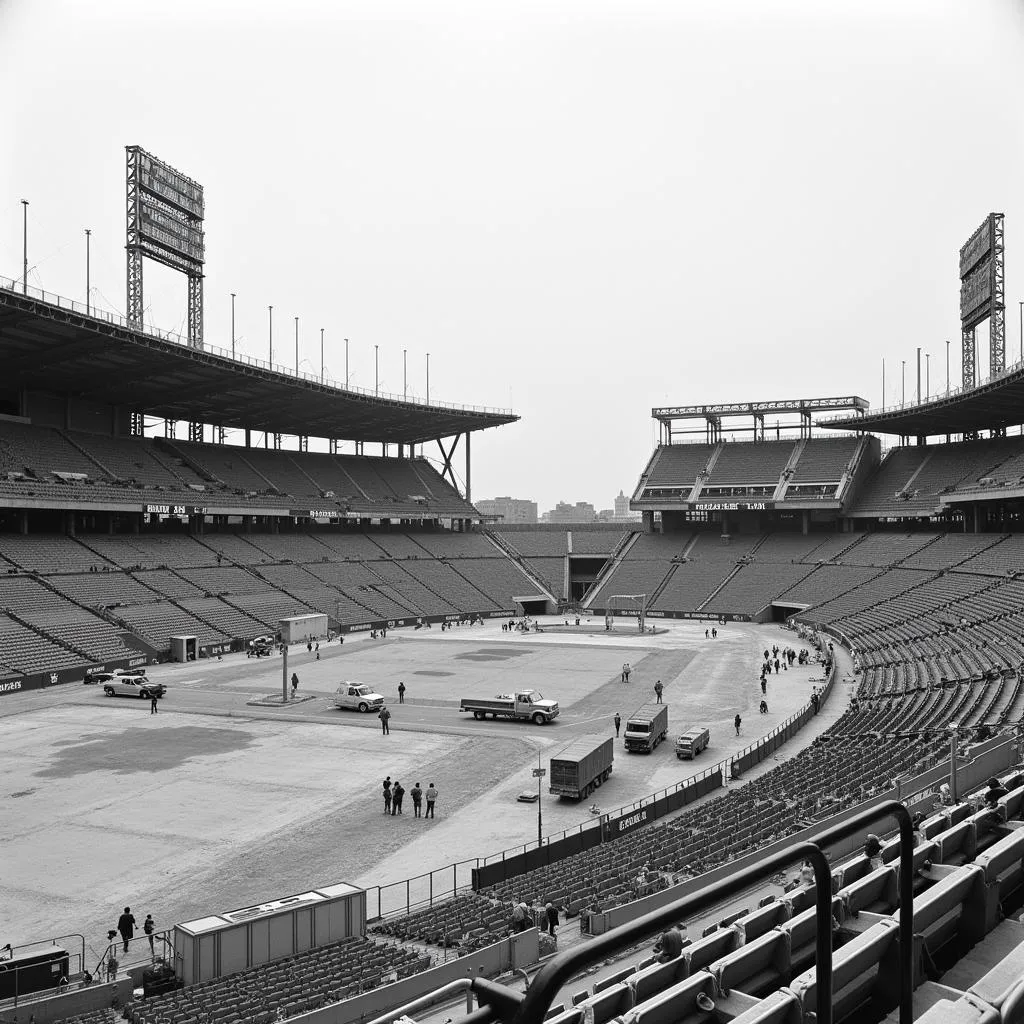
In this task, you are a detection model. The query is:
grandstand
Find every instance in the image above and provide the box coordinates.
[10,275,1024,1024]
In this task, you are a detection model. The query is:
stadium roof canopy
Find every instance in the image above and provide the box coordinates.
[818,363,1024,436]
[0,284,518,444]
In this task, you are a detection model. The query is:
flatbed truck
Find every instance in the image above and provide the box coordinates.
[459,690,559,725]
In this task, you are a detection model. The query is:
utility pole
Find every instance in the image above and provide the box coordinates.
[231,293,236,358]
[901,360,906,405]
[881,358,885,408]
[916,347,921,404]
[925,353,930,399]
[946,340,950,395]
[403,349,407,400]
[85,228,91,315]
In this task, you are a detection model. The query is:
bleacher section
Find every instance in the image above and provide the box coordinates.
[126,936,430,1024]
[505,772,1024,1024]
[642,444,719,489]
[705,441,796,486]
[0,420,477,516]
[849,437,1024,517]
[788,436,861,483]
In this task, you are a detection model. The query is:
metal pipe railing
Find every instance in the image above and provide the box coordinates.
[463,800,913,1024]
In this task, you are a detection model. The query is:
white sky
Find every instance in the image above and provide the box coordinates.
[1,0,1022,512]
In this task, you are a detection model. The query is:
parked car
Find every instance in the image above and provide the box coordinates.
[103,676,166,700]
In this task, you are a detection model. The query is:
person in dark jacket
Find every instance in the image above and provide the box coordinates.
[654,926,685,962]
[392,780,405,815]
[383,777,392,815]
[116,907,136,954]
[545,902,559,936]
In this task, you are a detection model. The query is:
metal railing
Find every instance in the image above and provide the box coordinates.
[0,934,86,1007]
[0,276,513,417]
[817,356,1024,424]
[455,800,915,1024]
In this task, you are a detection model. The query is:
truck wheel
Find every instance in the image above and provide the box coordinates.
[532,713,546,726]
[358,702,368,713]
[103,686,114,697]
[473,710,485,721]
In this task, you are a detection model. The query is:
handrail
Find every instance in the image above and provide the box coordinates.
[462,800,913,1024]
[0,276,513,417]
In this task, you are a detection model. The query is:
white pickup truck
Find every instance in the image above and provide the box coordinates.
[459,690,559,725]
[334,682,385,713]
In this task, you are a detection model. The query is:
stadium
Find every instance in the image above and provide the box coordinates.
[2,161,1024,1024]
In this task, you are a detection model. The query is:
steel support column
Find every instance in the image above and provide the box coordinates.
[436,435,462,494]
[991,212,1005,377]
[464,431,471,503]
[187,272,204,350]
[125,149,144,329]
[962,325,976,391]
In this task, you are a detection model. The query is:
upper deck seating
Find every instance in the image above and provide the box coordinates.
[789,437,861,482]
[0,420,102,479]
[163,440,275,493]
[643,444,719,487]
[850,441,1024,516]
[705,442,796,485]
[66,431,201,489]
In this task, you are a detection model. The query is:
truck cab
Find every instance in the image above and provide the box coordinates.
[676,727,710,759]
[334,682,385,713]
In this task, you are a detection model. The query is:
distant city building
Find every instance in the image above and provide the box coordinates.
[475,496,537,524]
[613,489,641,522]
[596,508,615,522]
[543,500,597,524]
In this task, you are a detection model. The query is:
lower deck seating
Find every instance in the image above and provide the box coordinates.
[126,936,430,1024]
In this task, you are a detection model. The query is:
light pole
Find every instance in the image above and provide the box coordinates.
[1019,302,1023,363]
[268,305,273,366]
[946,339,950,395]
[294,316,299,374]
[345,338,349,387]
[901,360,906,405]
[375,344,379,395]
[532,755,546,848]
[403,349,407,400]
[320,328,325,383]
[85,228,91,315]
[925,353,930,399]
[231,293,236,358]
[426,353,430,404]
[21,200,29,294]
